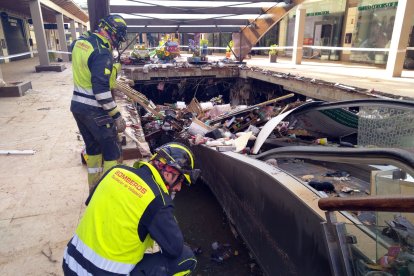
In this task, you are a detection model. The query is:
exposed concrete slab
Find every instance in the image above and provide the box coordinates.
[35,64,66,72]
[0,81,32,97]
[245,56,414,100]
[124,65,239,82]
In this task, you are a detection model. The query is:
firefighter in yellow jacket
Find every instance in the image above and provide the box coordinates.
[70,14,127,192]
[62,142,200,275]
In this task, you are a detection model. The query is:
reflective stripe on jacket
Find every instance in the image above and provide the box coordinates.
[70,32,118,116]
[65,164,170,275]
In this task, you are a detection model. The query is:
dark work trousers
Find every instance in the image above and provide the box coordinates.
[130,245,197,276]
[73,112,121,161]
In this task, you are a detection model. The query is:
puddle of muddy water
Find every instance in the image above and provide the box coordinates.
[174,179,263,276]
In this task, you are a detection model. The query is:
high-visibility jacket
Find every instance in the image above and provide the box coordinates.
[70,32,120,118]
[64,163,171,275]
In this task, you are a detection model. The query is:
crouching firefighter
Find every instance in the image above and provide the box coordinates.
[70,14,128,193]
[62,142,201,276]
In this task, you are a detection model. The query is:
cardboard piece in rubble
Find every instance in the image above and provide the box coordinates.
[188,118,213,136]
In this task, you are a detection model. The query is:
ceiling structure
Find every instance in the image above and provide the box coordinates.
[1,0,89,24]
[109,0,290,33]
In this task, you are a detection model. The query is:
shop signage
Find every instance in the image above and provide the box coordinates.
[293,11,329,18]
[358,2,398,11]
[306,11,329,16]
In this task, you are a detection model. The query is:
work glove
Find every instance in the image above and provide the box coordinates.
[114,116,126,133]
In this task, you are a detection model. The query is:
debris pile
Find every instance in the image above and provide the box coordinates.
[115,76,362,157]
[116,77,302,154]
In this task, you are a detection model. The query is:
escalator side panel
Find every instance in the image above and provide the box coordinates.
[194,145,331,276]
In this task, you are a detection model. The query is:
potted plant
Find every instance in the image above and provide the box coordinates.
[269,44,278,63]
[200,39,208,56]
[225,40,233,59]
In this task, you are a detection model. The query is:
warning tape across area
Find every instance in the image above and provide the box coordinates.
[0,50,73,60]
[1,46,413,60]
[0,51,37,60]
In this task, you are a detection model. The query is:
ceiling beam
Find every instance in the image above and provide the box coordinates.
[40,0,88,24]
[190,0,278,1]
[127,26,240,33]
[110,5,263,15]
[123,0,281,2]
[125,18,250,26]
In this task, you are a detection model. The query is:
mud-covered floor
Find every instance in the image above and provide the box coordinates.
[174,180,263,276]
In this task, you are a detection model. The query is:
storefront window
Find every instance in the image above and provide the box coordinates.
[351,0,398,64]
[285,0,346,60]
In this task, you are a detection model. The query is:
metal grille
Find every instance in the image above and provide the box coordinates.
[357,106,414,148]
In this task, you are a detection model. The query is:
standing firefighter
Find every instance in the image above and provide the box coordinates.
[71,14,128,192]
[63,142,201,276]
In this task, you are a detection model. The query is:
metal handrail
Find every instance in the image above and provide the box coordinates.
[319,196,414,213]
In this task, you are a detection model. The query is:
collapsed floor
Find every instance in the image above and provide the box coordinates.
[1,56,414,275]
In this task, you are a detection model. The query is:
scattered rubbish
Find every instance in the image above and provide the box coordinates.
[192,246,203,255]
[210,242,234,263]
[308,181,335,192]
[373,218,414,275]
[249,262,263,275]
[341,187,354,193]
[315,138,328,145]
[384,215,414,247]
[334,83,356,91]
[324,171,350,178]
[188,118,212,136]
[265,158,278,167]
[339,141,355,147]
[301,175,314,182]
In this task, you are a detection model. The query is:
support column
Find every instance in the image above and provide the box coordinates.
[77,22,83,35]
[70,20,77,42]
[29,0,49,67]
[278,16,288,56]
[386,0,414,77]
[56,13,69,62]
[292,5,306,65]
[87,0,110,32]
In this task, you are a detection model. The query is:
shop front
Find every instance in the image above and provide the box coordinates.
[284,0,346,61]
[349,1,398,64]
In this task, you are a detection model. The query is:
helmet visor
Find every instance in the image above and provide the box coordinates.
[182,168,201,186]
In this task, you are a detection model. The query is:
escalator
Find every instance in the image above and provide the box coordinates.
[193,145,414,275]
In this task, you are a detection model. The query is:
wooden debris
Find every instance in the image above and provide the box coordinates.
[116,78,164,119]
[209,93,294,124]
[187,98,204,118]
[0,150,36,155]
